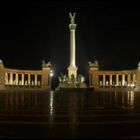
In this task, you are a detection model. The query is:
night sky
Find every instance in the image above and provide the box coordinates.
[0,1,140,88]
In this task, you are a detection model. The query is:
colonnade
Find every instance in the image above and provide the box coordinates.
[5,72,41,87]
[98,73,136,87]
[0,60,51,90]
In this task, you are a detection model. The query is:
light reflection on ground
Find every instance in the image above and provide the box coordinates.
[0,90,140,138]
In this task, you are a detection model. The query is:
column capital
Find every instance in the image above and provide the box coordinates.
[69,24,77,30]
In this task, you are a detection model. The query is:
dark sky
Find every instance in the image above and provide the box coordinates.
[0,1,140,87]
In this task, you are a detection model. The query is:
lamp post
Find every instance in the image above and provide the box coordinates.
[50,70,53,90]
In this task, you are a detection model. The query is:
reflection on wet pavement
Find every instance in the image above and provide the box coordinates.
[0,90,140,138]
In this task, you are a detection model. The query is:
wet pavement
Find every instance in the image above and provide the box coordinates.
[0,90,140,139]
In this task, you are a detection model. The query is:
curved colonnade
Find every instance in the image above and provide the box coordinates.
[98,71,136,87]
[0,63,51,90]
[89,67,139,89]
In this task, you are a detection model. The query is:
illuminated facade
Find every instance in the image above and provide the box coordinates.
[89,61,140,91]
[0,60,51,90]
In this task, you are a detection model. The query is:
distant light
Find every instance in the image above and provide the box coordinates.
[130,84,135,87]
[50,70,54,77]
[127,83,135,87]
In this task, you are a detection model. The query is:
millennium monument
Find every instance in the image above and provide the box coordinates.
[1,12,140,92]
[67,12,78,79]
[57,12,87,89]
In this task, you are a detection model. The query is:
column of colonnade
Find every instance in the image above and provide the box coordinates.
[35,74,37,86]
[122,74,125,86]
[99,73,136,88]
[103,74,105,86]
[110,75,112,86]
[16,73,18,85]
[5,72,8,85]
[132,74,136,85]
[5,72,42,87]
[116,74,119,86]
[10,73,13,85]
[22,74,24,86]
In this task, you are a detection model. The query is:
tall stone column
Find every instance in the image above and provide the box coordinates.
[103,74,106,87]
[35,74,37,86]
[5,72,8,85]
[10,73,13,85]
[28,74,30,86]
[132,74,136,84]
[16,73,18,86]
[67,12,78,79]
[116,74,119,86]
[122,74,125,86]
[110,75,112,86]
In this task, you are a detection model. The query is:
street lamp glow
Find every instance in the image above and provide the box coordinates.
[50,70,54,77]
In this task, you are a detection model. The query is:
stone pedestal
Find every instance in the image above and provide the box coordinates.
[56,82,87,91]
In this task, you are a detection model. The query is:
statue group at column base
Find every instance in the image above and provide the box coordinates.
[56,73,87,91]
[57,82,87,89]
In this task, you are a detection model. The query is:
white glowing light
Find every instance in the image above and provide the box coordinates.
[130,84,135,87]
[127,83,135,88]
[50,70,53,77]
